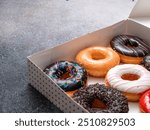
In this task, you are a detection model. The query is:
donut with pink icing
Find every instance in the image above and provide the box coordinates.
[105,64,150,101]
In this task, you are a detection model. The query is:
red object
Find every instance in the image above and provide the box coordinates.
[140,90,150,113]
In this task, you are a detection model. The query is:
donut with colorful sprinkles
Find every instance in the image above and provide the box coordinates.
[44,61,87,92]
[143,54,150,71]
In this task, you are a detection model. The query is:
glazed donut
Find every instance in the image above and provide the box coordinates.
[44,61,87,96]
[72,83,129,113]
[143,54,150,71]
[110,35,150,64]
[140,89,150,113]
[76,46,120,77]
[105,64,150,101]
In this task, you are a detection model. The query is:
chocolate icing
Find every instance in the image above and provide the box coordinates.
[143,54,150,71]
[72,83,129,113]
[44,61,87,91]
[110,35,150,57]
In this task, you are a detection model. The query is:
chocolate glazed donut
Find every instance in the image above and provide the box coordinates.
[73,83,129,113]
[110,35,150,57]
[44,61,87,91]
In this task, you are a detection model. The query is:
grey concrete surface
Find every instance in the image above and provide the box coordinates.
[0,0,136,112]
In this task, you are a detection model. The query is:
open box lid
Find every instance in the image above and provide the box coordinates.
[129,0,150,27]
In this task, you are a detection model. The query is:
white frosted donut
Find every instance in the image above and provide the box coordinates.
[106,64,150,94]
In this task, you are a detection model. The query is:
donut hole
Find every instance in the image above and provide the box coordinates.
[59,71,72,80]
[91,99,107,109]
[91,51,106,60]
[121,73,140,81]
[125,39,139,48]
[55,65,77,80]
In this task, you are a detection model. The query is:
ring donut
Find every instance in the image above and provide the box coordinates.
[140,89,150,113]
[73,83,129,113]
[44,61,87,96]
[110,35,150,64]
[143,54,150,71]
[105,64,150,101]
[76,46,120,77]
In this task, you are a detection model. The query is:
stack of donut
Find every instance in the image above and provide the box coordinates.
[108,35,150,113]
[44,34,150,113]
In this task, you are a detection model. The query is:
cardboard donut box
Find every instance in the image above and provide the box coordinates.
[27,0,150,113]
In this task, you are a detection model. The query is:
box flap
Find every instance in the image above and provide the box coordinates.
[129,0,150,18]
[129,0,150,27]
[130,17,150,28]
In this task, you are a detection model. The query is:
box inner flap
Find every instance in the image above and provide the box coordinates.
[129,17,150,28]
[129,0,150,19]
[126,19,150,45]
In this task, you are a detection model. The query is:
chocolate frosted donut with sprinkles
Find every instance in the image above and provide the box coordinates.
[44,61,87,96]
[73,83,129,113]
[110,35,150,64]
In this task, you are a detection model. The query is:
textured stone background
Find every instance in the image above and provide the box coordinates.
[0,0,136,112]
